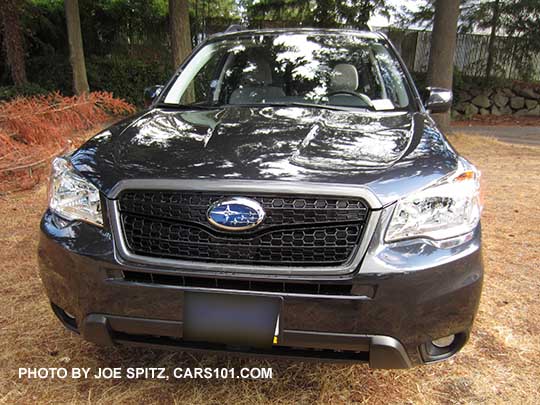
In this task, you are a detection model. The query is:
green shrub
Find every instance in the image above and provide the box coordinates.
[86,56,173,106]
[17,53,173,106]
[0,82,50,101]
[26,54,73,94]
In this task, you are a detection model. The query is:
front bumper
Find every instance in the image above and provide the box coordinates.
[38,205,483,368]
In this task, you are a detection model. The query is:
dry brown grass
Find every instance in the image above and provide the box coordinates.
[1,133,539,404]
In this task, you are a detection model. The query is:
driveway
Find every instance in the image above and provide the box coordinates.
[450,125,540,146]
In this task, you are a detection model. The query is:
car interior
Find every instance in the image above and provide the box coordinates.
[168,37,410,111]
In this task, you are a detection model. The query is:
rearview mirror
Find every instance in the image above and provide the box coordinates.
[424,87,453,113]
[143,85,164,107]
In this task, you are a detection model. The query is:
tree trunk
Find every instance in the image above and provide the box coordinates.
[485,0,500,81]
[169,0,192,69]
[426,0,460,130]
[65,0,89,95]
[0,0,27,85]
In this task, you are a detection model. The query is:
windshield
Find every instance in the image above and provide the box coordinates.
[163,33,411,111]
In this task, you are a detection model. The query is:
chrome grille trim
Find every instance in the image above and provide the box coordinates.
[107,180,382,276]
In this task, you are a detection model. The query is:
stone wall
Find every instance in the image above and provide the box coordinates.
[453,85,540,118]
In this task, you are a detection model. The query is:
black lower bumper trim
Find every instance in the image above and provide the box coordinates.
[78,313,411,369]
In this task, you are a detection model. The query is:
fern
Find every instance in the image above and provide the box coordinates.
[0,92,135,192]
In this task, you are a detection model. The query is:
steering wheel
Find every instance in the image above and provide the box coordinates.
[327,90,373,108]
[327,90,360,98]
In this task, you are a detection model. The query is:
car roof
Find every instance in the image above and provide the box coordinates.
[209,27,385,41]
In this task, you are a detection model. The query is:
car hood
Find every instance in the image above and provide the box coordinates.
[71,106,459,206]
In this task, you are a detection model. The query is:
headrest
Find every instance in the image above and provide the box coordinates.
[241,57,272,86]
[329,63,359,92]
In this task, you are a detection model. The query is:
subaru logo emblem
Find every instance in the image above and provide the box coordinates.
[207,197,265,231]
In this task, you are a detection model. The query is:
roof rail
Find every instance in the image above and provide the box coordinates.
[224,24,245,33]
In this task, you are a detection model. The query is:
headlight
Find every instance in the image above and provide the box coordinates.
[48,157,103,226]
[386,160,481,245]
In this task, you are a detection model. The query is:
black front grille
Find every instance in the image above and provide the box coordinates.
[117,191,369,267]
[121,271,375,297]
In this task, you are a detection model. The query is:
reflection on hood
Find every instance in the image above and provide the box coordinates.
[71,106,458,205]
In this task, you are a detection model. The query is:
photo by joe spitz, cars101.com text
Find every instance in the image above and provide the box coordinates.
[39,27,483,369]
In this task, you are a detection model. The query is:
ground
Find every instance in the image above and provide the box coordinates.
[451,123,540,147]
[1,134,539,404]
[453,115,540,127]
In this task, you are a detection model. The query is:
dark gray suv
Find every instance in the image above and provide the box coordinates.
[39,28,483,369]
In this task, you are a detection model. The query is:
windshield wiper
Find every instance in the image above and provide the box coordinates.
[288,102,372,111]
[156,103,222,110]
[228,102,372,112]
[157,102,374,112]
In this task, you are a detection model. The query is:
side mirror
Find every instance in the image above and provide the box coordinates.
[424,87,453,113]
[143,85,164,107]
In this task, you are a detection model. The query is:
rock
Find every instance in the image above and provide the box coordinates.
[457,91,472,102]
[470,88,485,97]
[493,93,509,108]
[472,95,491,108]
[501,88,515,97]
[525,99,539,109]
[526,105,540,116]
[454,102,467,113]
[515,108,529,116]
[479,108,490,115]
[514,87,540,100]
[501,105,513,115]
[491,105,502,116]
[464,103,479,116]
[510,96,525,110]
[451,110,463,120]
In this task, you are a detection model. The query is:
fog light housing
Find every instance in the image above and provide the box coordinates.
[420,332,468,363]
[432,334,455,348]
[50,302,79,333]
